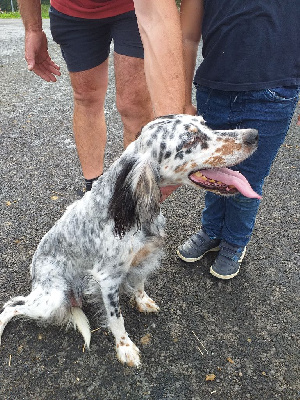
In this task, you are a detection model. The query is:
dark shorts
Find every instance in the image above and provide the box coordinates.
[49,6,144,72]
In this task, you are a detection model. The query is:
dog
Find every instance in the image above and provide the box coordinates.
[0,114,260,367]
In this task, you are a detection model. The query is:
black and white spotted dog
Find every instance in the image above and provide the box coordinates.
[0,115,259,367]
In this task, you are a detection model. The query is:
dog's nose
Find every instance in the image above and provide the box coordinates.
[243,129,258,145]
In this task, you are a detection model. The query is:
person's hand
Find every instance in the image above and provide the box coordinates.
[160,184,181,202]
[25,30,61,82]
[184,103,197,116]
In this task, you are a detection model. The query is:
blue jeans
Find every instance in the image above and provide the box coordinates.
[196,86,300,247]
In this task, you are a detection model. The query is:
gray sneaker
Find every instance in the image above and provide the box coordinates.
[177,229,220,262]
[210,240,246,279]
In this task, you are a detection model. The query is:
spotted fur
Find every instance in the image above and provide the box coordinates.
[0,114,258,367]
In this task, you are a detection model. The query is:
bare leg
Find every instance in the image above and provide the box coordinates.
[114,53,180,198]
[69,61,109,180]
[114,53,154,148]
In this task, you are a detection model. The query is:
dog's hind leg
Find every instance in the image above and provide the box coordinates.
[92,271,141,367]
[127,273,160,314]
[0,286,68,344]
[125,269,159,313]
[134,283,160,313]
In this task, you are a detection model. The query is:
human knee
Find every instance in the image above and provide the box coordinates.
[71,71,108,109]
[116,87,152,120]
[73,85,106,109]
[116,95,138,119]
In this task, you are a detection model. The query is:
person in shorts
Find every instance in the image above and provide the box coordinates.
[17,0,185,195]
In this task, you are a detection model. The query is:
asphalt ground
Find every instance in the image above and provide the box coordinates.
[0,19,299,400]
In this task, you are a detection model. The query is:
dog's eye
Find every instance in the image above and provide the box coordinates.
[183,136,201,149]
[183,132,210,150]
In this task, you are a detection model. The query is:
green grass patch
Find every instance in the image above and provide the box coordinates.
[0,11,20,18]
[0,3,50,18]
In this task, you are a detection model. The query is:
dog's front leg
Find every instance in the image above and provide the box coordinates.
[94,273,141,367]
[109,314,140,367]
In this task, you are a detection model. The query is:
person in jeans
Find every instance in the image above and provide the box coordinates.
[177,0,300,279]
[17,0,185,197]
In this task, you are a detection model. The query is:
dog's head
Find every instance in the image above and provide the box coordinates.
[109,114,260,237]
[137,114,260,198]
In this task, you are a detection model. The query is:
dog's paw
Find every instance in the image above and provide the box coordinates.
[135,291,160,313]
[116,335,141,367]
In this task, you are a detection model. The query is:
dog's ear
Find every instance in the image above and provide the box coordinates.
[108,156,161,237]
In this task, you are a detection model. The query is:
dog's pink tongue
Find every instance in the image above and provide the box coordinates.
[198,168,262,199]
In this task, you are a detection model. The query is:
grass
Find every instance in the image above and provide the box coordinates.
[0,4,50,18]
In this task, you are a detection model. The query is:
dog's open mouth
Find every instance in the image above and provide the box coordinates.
[189,168,262,199]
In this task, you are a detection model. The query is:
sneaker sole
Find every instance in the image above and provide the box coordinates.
[210,247,246,280]
[176,246,220,263]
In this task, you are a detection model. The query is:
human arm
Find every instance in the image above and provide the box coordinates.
[180,0,204,114]
[133,0,185,116]
[17,0,60,82]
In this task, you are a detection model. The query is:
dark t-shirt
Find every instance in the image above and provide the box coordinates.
[194,0,300,91]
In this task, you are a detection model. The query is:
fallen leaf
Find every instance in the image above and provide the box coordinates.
[17,345,23,353]
[227,357,235,364]
[140,333,151,345]
[205,374,216,381]
[6,201,11,206]
[51,195,59,201]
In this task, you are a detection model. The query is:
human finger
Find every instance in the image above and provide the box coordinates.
[31,63,57,82]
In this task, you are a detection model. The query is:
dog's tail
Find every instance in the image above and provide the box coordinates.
[70,307,91,349]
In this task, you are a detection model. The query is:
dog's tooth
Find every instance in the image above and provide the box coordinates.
[226,185,235,191]
[193,171,203,177]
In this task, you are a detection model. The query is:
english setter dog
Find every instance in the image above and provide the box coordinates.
[0,115,260,367]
